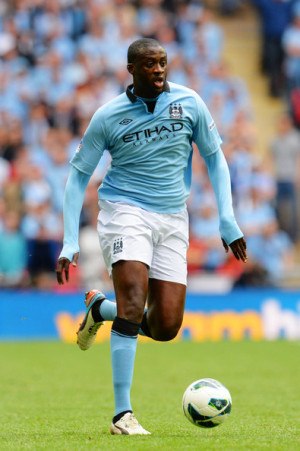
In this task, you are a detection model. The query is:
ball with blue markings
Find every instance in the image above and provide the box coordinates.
[182,378,232,428]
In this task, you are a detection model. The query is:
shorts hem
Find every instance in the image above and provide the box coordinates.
[108,256,151,275]
[148,273,187,286]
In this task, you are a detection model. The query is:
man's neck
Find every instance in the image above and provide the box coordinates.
[134,90,160,102]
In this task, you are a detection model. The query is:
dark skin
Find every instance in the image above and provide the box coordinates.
[56,44,248,340]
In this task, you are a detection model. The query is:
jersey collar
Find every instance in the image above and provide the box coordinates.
[126,82,170,103]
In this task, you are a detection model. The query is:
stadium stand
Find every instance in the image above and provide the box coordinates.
[0,0,299,290]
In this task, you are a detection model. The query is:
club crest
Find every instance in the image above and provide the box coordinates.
[113,237,123,255]
[169,103,183,119]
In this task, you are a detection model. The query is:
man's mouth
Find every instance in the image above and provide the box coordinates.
[153,78,164,89]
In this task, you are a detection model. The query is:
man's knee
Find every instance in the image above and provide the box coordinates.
[117,293,145,323]
[150,317,183,342]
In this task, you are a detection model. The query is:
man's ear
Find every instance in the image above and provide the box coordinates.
[127,63,134,75]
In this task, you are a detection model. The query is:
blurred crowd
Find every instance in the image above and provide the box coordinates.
[0,0,299,291]
[251,0,300,109]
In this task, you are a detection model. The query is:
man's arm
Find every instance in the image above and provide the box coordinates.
[56,166,91,284]
[203,149,248,262]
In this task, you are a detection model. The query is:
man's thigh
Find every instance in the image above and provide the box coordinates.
[149,209,189,285]
[98,201,153,276]
[147,278,186,330]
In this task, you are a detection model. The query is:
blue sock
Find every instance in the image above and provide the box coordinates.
[111,317,140,416]
[100,299,117,321]
[99,301,150,337]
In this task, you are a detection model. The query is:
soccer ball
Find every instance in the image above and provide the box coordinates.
[182,378,232,428]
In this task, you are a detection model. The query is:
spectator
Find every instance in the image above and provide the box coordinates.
[282,7,300,114]
[194,9,224,64]
[270,112,300,242]
[250,0,294,97]
[0,209,27,287]
[23,102,50,149]
[42,129,71,212]
[246,218,295,284]
[190,195,228,271]
[236,184,277,238]
[21,164,63,287]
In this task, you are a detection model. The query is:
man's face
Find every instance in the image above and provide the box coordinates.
[127,45,167,98]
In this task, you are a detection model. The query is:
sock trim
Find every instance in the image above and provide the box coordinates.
[140,311,152,338]
[111,330,137,339]
[112,316,140,337]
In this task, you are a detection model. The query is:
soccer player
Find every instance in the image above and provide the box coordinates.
[56,38,247,435]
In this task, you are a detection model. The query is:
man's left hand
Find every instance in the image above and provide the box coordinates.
[222,237,248,263]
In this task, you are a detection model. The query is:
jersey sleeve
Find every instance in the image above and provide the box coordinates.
[204,149,243,245]
[192,93,222,158]
[70,108,107,175]
[59,166,91,261]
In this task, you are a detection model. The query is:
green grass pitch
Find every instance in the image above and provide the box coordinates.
[0,341,299,450]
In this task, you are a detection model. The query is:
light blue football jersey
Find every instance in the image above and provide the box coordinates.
[70,81,222,213]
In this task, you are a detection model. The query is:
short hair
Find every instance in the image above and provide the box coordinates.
[127,38,164,64]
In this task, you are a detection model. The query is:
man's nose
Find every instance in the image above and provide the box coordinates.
[153,63,164,72]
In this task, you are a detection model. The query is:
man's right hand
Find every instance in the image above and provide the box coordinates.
[56,252,79,285]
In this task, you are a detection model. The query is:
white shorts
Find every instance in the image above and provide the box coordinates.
[97,200,189,285]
